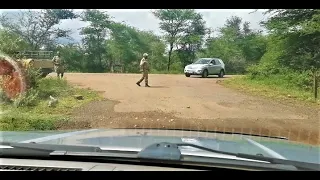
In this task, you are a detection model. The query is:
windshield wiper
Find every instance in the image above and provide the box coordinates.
[0,142,102,157]
[117,128,288,140]
[136,142,319,171]
[168,142,319,171]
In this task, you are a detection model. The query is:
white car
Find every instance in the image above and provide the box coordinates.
[184,58,226,78]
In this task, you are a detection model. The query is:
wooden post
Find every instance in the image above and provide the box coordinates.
[314,70,318,100]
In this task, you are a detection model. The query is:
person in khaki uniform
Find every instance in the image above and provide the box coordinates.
[136,53,150,87]
[52,51,64,79]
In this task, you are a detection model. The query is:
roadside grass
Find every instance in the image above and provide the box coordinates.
[0,77,102,131]
[222,75,320,106]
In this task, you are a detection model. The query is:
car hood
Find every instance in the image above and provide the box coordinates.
[185,64,206,69]
[1,128,319,164]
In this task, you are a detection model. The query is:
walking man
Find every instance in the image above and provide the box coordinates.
[136,53,150,87]
[52,51,64,79]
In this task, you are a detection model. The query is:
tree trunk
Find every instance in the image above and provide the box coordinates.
[109,60,114,73]
[167,43,173,71]
[313,70,318,100]
[98,53,102,72]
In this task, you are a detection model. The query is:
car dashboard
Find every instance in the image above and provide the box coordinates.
[0,158,203,171]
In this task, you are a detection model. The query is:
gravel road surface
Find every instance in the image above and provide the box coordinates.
[57,73,319,145]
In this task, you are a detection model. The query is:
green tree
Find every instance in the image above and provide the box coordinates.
[175,13,207,67]
[153,9,199,71]
[57,44,86,72]
[0,9,77,50]
[136,31,167,71]
[203,16,267,74]
[80,10,113,72]
[0,29,29,55]
[107,23,144,72]
[107,22,167,73]
[263,9,320,71]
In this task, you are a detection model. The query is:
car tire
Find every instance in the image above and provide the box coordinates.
[202,69,208,78]
[218,70,225,78]
[185,73,190,77]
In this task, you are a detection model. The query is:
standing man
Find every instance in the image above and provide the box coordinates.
[136,53,150,87]
[52,51,64,79]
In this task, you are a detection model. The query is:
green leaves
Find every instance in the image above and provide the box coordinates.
[0,30,29,55]
[203,16,267,74]
[80,10,112,72]
[153,9,206,70]
[153,9,196,36]
[0,10,77,50]
[78,10,168,73]
[263,9,320,71]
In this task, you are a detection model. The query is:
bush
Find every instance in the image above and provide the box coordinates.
[4,76,70,107]
[246,61,281,78]
[25,68,42,89]
[0,89,12,104]
[37,77,69,99]
[247,61,314,91]
[13,88,39,107]
[224,58,247,74]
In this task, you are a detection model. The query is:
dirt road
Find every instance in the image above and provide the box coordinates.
[60,73,319,145]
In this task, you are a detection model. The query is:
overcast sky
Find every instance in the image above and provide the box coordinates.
[0,9,268,42]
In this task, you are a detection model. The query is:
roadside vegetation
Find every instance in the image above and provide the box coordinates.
[223,10,320,104]
[223,75,320,105]
[0,69,101,131]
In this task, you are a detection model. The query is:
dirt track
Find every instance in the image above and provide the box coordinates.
[59,73,319,145]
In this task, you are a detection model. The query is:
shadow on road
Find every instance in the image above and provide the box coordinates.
[148,86,168,88]
[191,76,230,79]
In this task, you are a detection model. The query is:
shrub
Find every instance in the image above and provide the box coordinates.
[25,68,42,89]
[0,89,12,104]
[37,78,69,99]
[246,61,281,78]
[247,61,314,91]
[13,88,39,107]
[224,58,247,74]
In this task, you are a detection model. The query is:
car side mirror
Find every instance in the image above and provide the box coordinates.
[209,63,214,66]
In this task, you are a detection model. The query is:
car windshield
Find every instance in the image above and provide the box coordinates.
[193,59,211,64]
[0,9,319,170]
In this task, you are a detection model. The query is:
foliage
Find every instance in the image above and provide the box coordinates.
[0,89,11,103]
[4,76,69,107]
[0,77,102,131]
[203,16,267,74]
[0,9,77,50]
[80,10,112,72]
[262,9,320,72]
[0,29,29,55]
[12,88,39,107]
[153,9,206,71]
[223,75,320,104]
[0,112,59,131]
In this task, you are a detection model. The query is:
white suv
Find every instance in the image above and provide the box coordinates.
[184,58,225,78]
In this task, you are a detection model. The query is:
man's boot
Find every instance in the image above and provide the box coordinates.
[145,84,150,87]
[136,82,141,86]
